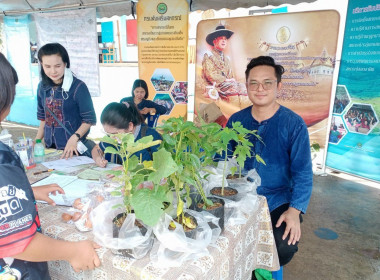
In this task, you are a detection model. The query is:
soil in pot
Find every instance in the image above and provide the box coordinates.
[226,174,241,179]
[196,196,225,231]
[211,187,239,201]
[168,213,198,239]
[112,212,147,237]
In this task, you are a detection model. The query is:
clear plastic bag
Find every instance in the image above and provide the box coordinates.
[151,209,218,267]
[90,199,153,259]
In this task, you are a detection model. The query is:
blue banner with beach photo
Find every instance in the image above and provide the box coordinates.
[326,0,380,182]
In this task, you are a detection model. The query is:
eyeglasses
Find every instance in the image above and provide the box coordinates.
[248,80,277,91]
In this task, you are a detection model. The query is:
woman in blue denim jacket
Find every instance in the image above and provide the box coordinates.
[35,43,96,159]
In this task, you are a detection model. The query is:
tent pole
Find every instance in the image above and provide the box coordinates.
[117,19,122,62]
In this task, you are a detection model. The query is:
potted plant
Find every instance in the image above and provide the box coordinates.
[210,121,264,200]
[158,117,224,233]
[98,132,177,227]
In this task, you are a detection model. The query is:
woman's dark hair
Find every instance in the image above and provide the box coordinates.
[131,79,149,99]
[101,101,144,129]
[0,53,18,120]
[37,43,70,86]
[245,56,285,82]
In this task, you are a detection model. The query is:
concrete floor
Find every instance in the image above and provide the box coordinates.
[2,121,380,280]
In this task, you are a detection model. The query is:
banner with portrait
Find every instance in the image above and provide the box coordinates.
[326,0,380,182]
[194,10,340,146]
[137,0,188,123]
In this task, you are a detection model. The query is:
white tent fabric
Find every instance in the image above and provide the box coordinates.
[0,0,318,17]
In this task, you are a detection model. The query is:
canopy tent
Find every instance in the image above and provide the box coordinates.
[0,0,318,17]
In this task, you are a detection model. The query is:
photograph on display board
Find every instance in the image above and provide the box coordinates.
[171,81,188,104]
[151,68,175,92]
[344,103,378,135]
[328,115,347,145]
[153,94,175,115]
[194,11,340,147]
[333,85,351,114]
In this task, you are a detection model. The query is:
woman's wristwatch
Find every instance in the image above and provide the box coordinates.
[74,132,81,139]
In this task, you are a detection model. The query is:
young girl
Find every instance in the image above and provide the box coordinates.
[92,101,162,167]
[35,43,97,159]
[0,53,100,279]
[120,79,167,123]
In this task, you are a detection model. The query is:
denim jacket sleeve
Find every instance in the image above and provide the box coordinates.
[288,120,313,214]
[36,83,45,121]
[72,81,97,125]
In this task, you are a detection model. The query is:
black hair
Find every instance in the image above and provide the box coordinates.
[245,56,285,82]
[37,43,70,86]
[0,53,19,121]
[131,79,149,99]
[101,101,144,129]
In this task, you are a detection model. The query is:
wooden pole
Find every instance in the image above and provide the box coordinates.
[117,19,122,62]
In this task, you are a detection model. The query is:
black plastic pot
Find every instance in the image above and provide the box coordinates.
[210,186,239,201]
[112,212,148,257]
[169,213,198,239]
[192,196,225,231]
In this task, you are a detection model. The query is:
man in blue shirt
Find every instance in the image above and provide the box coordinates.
[226,56,313,267]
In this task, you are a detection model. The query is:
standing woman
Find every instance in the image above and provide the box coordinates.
[0,53,100,278]
[120,79,167,122]
[35,43,96,159]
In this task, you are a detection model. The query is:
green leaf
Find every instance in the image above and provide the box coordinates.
[148,148,178,184]
[96,135,118,146]
[110,191,122,196]
[104,146,120,155]
[255,154,266,165]
[127,139,161,155]
[131,187,169,226]
[162,133,176,146]
[189,154,201,170]
[127,156,139,172]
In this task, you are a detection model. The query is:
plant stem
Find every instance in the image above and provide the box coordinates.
[222,148,227,196]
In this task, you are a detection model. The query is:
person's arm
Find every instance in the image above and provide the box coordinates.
[140,100,167,115]
[36,83,45,142]
[12,232,101,273]
[61,123,92,159]
[61,81,96,159]
[91,144,108,167]
[36,120,45,141]
[276,118,313,244]
[33,184,65,206]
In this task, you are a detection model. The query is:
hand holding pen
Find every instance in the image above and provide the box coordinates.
[96,148,108,168]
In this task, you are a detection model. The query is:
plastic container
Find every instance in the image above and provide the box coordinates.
[34,139,45,163]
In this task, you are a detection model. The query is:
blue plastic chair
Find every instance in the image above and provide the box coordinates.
[147,114,160,127]
[272,266,283,280]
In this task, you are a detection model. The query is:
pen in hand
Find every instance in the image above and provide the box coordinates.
[97,148,107,167]
[33,169,55,175]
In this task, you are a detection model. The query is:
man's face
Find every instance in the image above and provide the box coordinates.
[246,65,281,108]
[213,36,228,51]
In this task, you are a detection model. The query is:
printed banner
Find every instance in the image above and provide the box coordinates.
[34,9,100,97]
[137,0,188,122]
[326,0,380,182]
[194,11,340,147]
[4,15,39,126]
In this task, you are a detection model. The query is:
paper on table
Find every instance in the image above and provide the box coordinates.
[32,173,77,188]
[77,169,102,180]
[42,156,95,170]
[32,174,93,206]
[92,163,121,171]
